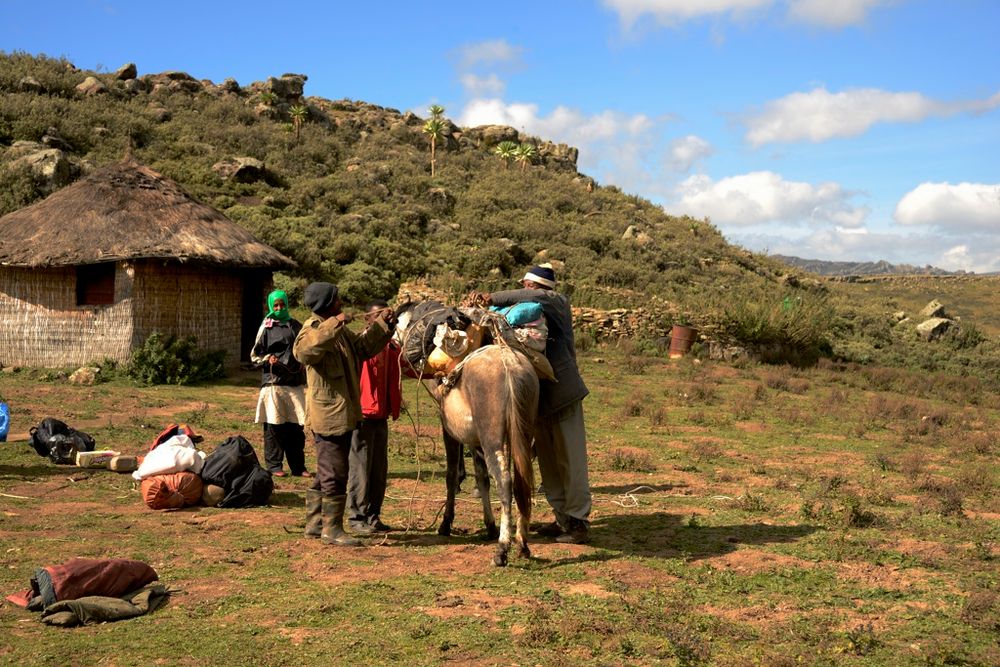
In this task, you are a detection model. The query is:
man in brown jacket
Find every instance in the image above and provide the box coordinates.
[293,282,395,547]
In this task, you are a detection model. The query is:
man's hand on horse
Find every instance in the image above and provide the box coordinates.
[462,291,491,308]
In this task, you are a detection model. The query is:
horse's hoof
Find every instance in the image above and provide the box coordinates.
[493,552,508,567]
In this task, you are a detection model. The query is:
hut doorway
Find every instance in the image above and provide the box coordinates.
[240,272,269,363]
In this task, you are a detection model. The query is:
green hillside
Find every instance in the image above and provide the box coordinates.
[4,52,1000,381]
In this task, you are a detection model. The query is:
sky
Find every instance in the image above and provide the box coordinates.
[3,0,999,271]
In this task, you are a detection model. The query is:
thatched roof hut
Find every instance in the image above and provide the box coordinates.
[0,159,296,369]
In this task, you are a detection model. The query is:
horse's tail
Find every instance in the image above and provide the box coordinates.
[500,348,535,521]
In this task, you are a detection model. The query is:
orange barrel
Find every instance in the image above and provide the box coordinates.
[669,325,698,359]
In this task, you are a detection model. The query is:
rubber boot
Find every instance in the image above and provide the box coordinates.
[321,495,362,547]
[304,489,323,539]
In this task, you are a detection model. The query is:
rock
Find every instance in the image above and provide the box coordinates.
[916,317,954,341]
[18,76,44,94]
[426,187,455,214]
[10,147,77,192]
[467,124,520,147]
[69,367,100,385]
[920,300,946,319]
[41,127,71,151]
[115,62,137,80]
[212,156,266,183]
[220,78,241,94]
[147,106,172,123]
[201,484,225,507]
[622,225,652,246]
[892,311,907,322]
[266,73,307,101]
[121,78,145,95]
[75,76,108,96]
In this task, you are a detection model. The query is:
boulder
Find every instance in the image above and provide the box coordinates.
[147,106,172,123]
[69,367,100,385]
[220,78,242,94]
[41,127,71,151]
[267,73,307,101]
[468,124,520,147]
[212,157,266,183]
[75,76,108,96]
[426,187,455,214]
[18,76,44,94]
[622,225,652,246]
[920,299,946,318]
[916,317,954,341]
[892,311,907,322]
[10,146,77,191]
[115,62,137,80]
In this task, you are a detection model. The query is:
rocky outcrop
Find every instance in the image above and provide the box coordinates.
[115,62,137,80]
[19,76,44,94]
[142,71,203,95]
[920,299,946,318]
[916,317,954,341]
[212,157,266,183]
[75,76,108,96]
[7,141,79,192]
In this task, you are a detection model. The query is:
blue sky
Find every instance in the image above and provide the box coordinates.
[4,0,999,271]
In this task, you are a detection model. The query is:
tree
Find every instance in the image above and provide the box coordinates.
[423,118,446,177]
[289,104,308,142]
[514,143,537,171]
[428,104,445,119]
[493,141,518,170]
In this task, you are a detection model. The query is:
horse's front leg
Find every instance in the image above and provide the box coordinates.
[482,445,513,567]
[438,431,462,537]
[472,447,498,540]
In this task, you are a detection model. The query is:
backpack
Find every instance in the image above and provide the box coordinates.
[28,418,96,464]
[199,436,273,508]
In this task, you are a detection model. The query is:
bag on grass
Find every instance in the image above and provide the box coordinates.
[141,472,204,510]
[28,417,96,464]
[200,435,273,508]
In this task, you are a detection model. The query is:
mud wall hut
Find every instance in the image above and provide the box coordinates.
[0,159,295,369]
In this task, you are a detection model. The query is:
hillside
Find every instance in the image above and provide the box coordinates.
[772,255,958,277]
[0,53,803,322]
[5,52,1000,381]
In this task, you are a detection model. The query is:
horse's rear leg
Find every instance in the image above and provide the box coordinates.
[472,447,498,540]
[482,446,513,567]
[438,432,463,537]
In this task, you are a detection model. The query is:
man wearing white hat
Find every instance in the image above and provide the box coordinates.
[483,264,592,544]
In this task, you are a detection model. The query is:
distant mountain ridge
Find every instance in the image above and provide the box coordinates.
[772,255,964,277]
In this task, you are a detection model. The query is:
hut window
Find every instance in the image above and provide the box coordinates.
[76,263,116,305]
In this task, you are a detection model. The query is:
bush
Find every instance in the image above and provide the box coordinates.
[127,332,225,385]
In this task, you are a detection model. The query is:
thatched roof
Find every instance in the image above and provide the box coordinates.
[0,159,296,270]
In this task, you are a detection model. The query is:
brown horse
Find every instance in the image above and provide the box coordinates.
[396,304,539,566]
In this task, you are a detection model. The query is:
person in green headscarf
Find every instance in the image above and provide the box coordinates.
[250,289,309,477]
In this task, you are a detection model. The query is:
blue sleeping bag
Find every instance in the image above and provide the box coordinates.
[491,302,544,326]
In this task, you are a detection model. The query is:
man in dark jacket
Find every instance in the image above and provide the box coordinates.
[293,283,395,547]
[486,264,592,544]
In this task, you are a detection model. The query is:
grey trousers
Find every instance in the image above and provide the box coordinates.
[534,400,591,526]
[347,418,389,527]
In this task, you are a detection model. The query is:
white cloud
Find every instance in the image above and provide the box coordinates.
[667,135,713,172]
[786,0,893,28]
[459,73,505,97]
[603,0,771,26]
[604,0,895,27]
[454,39,523,70]
[894,182,1000,232]
[671,171,868,227]
[745,87,936,146]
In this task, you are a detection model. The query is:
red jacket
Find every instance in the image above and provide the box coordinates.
[359,341,402,420]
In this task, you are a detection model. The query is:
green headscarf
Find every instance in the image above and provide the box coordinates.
[266,289,291,322]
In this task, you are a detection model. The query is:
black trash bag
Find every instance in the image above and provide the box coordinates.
[29,418,96,464]
[399,301,471,371]
[200,436,274,508]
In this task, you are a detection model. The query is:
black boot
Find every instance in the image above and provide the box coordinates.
[321,495,362,547]
[555,519,590,544]
[304,489,323,539]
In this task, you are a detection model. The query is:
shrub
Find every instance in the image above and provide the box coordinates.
[609,447,656,473]
[127,332,225,385]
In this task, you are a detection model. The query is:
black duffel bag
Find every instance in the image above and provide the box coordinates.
[29,418,97,464]
[200,435,273,508]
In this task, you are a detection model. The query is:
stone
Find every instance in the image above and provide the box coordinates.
[202,484,225,507]
[69,367,100,385]
[18,76,44,94]
[212,156,266,182]
[919,299,946,319]
[75,76,108,96]
[916,317,954,341]
[147,106,172,123]
[11,147,77,191]
[115,62,137,80]
[41,127,71,151]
